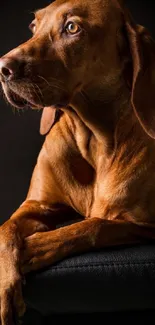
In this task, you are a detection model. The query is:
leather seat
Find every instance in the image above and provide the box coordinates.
[23,244,155,317]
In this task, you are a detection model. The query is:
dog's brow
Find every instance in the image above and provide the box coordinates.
[34,9,45,19]
[34,9,39,16]
[62,7,88,19]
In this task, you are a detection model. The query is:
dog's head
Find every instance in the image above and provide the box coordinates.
[0,0,155,137]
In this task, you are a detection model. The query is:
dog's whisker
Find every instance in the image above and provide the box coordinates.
[80,90,93,106]
[48,77,66,87]
[33,83,43,100]
[27,82,43,107]
[45,83,68,93]
[31,84,43,106]
[38,75,66,88]
[37,75,50,86]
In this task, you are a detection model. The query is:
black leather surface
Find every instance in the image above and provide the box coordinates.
[23,244,155,316]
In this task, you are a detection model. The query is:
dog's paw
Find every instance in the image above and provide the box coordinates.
[0,252,26,325]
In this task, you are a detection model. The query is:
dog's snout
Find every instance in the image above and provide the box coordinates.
[0,57,20,81]
[0,61,13,81]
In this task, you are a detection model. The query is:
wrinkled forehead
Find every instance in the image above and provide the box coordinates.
[35,0,121,26]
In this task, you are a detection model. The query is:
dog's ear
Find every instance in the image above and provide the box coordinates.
[123,9,155,138]
[40,107,57,135]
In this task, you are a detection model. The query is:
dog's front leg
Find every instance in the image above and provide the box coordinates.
[22,218,155,275]
[0,135,81,325]
[0,199,76,325]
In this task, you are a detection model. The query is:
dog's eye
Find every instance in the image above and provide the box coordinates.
[29,22,36,34]
[65,22,80,35]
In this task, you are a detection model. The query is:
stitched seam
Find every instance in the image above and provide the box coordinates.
[50,261,155,271]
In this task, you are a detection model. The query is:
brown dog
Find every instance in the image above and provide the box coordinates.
[0,0,155,323]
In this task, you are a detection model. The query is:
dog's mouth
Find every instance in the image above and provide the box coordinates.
[1,81,68,135]
[2,83,42,109]
[1,79,81,135]
[1,80,71,110]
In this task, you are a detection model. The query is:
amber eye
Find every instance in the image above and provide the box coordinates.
[66,22,80,34]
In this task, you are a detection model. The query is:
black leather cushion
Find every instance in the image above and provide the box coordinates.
[23,244,155,316]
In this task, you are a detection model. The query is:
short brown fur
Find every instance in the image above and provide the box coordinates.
[0,0,155,323]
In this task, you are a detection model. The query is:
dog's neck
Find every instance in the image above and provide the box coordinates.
[70,78,131,145]
[67,75,151,168]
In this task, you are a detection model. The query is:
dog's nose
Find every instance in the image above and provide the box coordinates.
[0,57,18,81]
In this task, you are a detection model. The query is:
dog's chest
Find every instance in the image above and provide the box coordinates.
[90,153,155,222]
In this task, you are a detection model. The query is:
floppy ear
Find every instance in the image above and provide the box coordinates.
[123,10,155,138]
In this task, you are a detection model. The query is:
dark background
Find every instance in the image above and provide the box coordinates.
[0,0,155,223]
